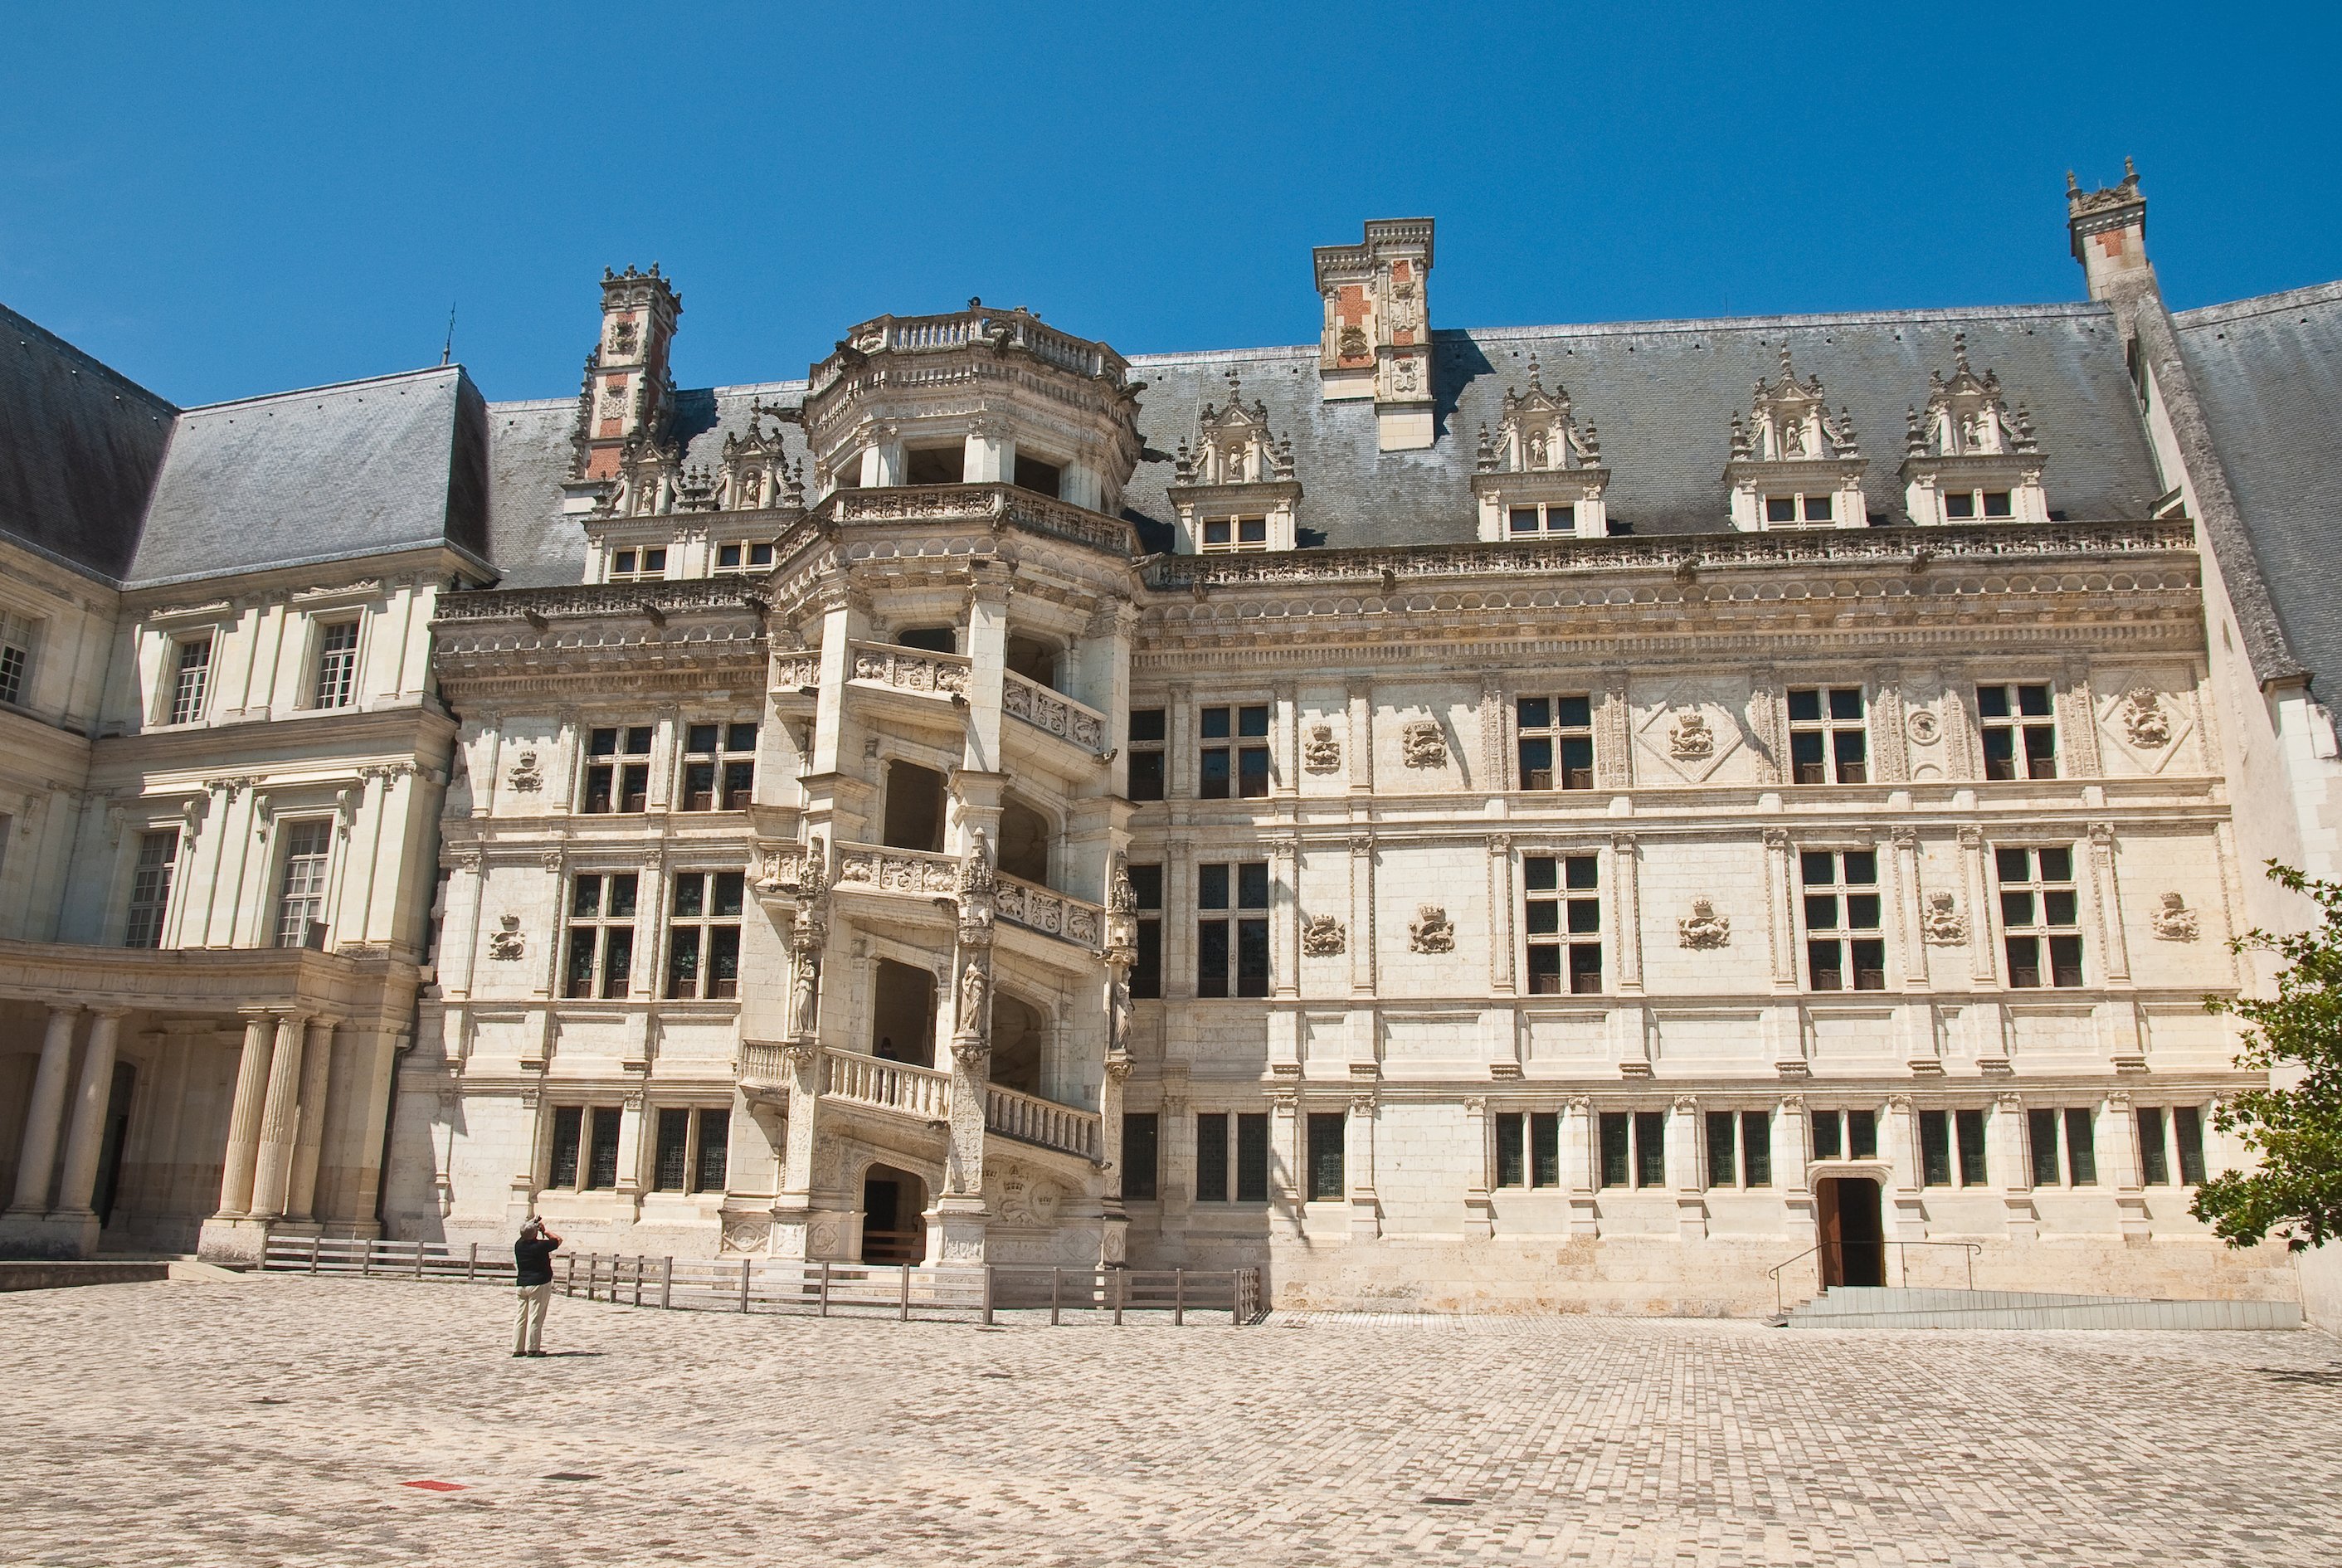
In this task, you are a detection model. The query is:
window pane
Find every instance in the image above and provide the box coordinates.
[713,872,745,918]
[1634,1111,1667,1188]
[608,874,638,918]
[1122,1113,1158,1201]
[1556,695,1592,729]
[1511,505,1541,534]
[1566,898,1600,935]
[624,727,653,755]
[1983,490,2013,517]
[1518,736,1553,791]
[1198,864,1229,909]
[1235,918,1269,997]
[1803,494,1833,521]
[672,874,705,918]
[1828,688,1864,720]
[1832,730,1867,782]
[2018,684,2053,718]
[1307,1113,1345,1201]
[1129,709,1166,744]
[1235,1113,1269,1203]
[2001,891,2035,928]
[654,1107,691,1191]
[1842,851,1877,886]
[1195,1113,1229,1202]
[1741,1111,1772,1186]
[1787,689,1823,723]
[1236,862,1269,909]
[1976,686,2012,719]
[601,928,633,997]
[549,1106,583,1188]
[1129,864,1162,909]
[1200,749,1230,798]
[1846,895,1882,931]
[1128,751,1166,801]
[2137,1107,2169,1185]
[1706,1112,1736,1188]
[1851,938,1887,990]
[2043,890,2078,928]
[2063,1108,2097,1185]
[2028,1108,2062,1186]
[686,723,719,754]
[695,1108,728,1192]
[586,1108,622,1190]
[708,928,740,998]
[1944,492,1976,519]
[1237,747,1270,796]
[1531,1113,1561,1188]
[1808,941,1844,989]
[1526,946,1561,994]
[1525,901,1560,937]
[1567,943,1602,993]
[2174,1107,2207,1185]
[1811,1111,1843,1161]
[1516,697,1551,729]
[1200,707,1231,740]
[2048,935,2084,988]
[1983,729,2018,780]
[1132,920,1161,1000]
[1995,846,2031,883]
[1523,857,1557,893]
[1956,1108,1989,1186]
[1495,1113,1525,1188]
[2038,847,2072,882]
[1920,1110,1950,1186]
[1848,1109,1877,1161]
[1801,851,1837,886]
[1238,705,1270,738]
[1196,921,1229,997]
[1791,732,1826,783]
[565,930,596,998]
[1766,496,1797,523]
[665,927,702,998]
[1564,855,1598,891]
[1599,1113,1630,1187]
[2023,728,2057,778]
[1559,736,1595,789]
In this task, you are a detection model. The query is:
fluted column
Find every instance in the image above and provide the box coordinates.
[52,1009,129,1220]
[285,1016,338,1222]
[6,1006,81,1215]
[214,1013,277,1216]
[248,1013,309,1219]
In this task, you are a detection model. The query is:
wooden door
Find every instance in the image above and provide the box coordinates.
[1815,1178,1845,1288]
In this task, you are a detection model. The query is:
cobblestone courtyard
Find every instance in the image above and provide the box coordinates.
[3,1277,2338,1566]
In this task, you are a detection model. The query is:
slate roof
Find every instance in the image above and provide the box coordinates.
[2174,282,2342,699]
[1122,304,2163,552]
[128,366,489,587]
[0,302,178,581]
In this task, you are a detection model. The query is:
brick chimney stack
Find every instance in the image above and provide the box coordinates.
[576,265,683,481]
[2067,158,2154,303]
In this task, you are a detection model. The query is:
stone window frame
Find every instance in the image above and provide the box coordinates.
[159,629,219,728]
[1975,681,2059,781]
[270,816,336,949]
[0,604,37,709]
[676,719,758,811]
[1197,702,1272,800]
[662,867,747,1001]
[1522,850,1601,996]
[562,869,641,1001]
[1785,684,1869,785]
[1515,694,1595,791]
[1799,846,1887,991]
[121,825,183,950]
[1994,842,2085,989]
[647,1104,731,1194]
[307,614,363,711]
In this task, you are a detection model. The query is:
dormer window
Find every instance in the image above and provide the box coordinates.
[1473,362,1607,541]
[609,547,667,582]
[1202,516,1269,553]
[1725,349,1867,532]
[1168,372,1303,554]
[1901,334,2047,525]
[1507,503,1576,536]
[715,541,776,572]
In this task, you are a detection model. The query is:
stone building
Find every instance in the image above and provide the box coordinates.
[4,168,2340,1315]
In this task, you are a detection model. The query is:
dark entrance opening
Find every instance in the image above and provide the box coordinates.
[92,1062,137,1230]
[1815,1176,1885,1288]
[882,761,947,853]
[870,958,936,1068]
[859,1165,928,1265]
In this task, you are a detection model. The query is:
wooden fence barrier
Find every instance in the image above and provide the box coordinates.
[260,1237,1262,1328]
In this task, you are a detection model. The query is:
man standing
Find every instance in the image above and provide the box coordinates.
[512,1218,562,1357]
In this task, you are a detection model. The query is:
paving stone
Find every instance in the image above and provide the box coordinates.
[1,1277,2337,1566]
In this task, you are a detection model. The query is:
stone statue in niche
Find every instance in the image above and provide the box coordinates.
[1401,718,1447,769]
[2150,892,2200,942]
[957,960,990,1030]
[1668,711,1715,760]
[1921,890,1969,945]
[1677,899,1731,949]
[1301,914,1346,957]
[2121,687,2172,748]
[1409,905,1454,954]
[1302,723,1342,772]
[506,751,543,793]
[487,914,526,961]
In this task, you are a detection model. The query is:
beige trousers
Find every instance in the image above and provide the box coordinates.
[514,1282,553,1353]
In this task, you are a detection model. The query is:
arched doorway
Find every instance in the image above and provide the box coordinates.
[1815,1176,1885,1288]
[998,798,1050,885]
[869,958,936,1067]
[860,1164,928,1265]
[882,761,947,852]
[990,994,1044,1097]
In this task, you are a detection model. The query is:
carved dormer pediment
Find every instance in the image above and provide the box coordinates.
[1901,334,2050,525]
[1470,359,1609,540]
[718,401,806,513]
[1166,370,1303,553]
[1722,348,1869,530]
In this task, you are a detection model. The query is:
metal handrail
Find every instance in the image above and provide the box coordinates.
[1769,1239,1984,1316]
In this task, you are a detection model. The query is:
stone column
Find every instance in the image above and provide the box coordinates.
[5,1005,81,1217]
[1775,1093,1814,1245]
[1995,1090,2037,1239]
[1668,1094,1707,1239]
[51,1010,129,1244]
[1882,1093,1925,1241]
[1565,1094,1599,1234]
[248,1014,309,1220]
[1461,1096,1493,1238]
[214,1013,276,1216]
[2102,1089,2150,1239]
[286,1016,338,1223]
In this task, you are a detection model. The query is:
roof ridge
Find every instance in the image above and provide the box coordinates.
[1,300,180,414]
[2174,278,2342,328]
[178,363,461,415]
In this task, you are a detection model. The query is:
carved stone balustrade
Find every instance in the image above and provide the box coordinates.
[985,1083,1102,1162]
[1002,670,1109,755]
[824,1048,952,1121]
[826,484,1137,558]
[737,1040,794,1098]
[994,873,1103,948]
[832,842,960,899]
[847,639,971,699]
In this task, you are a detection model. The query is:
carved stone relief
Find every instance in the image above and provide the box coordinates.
[1302,723,1342,772]
[1409,904,1455,953]
[1921,890,1969,945]
[1631,679,1749,784]
[1400,718,1447,769]
[1301,914,1346,957]
[2150,892,2200,942]
[1668,711,1715,760]
[506,751,543,793]
[1677,899,1731,949]
[487,914,526,962]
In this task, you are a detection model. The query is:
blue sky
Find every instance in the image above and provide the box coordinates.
[4,2,2336,407]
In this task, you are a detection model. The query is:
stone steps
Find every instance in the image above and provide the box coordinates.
[1784,1285,2302,1331]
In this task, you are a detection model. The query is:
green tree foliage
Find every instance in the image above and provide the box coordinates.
[2193,864,2342,1250]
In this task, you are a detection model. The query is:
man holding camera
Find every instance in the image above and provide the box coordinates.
[512,1218,562,1357]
